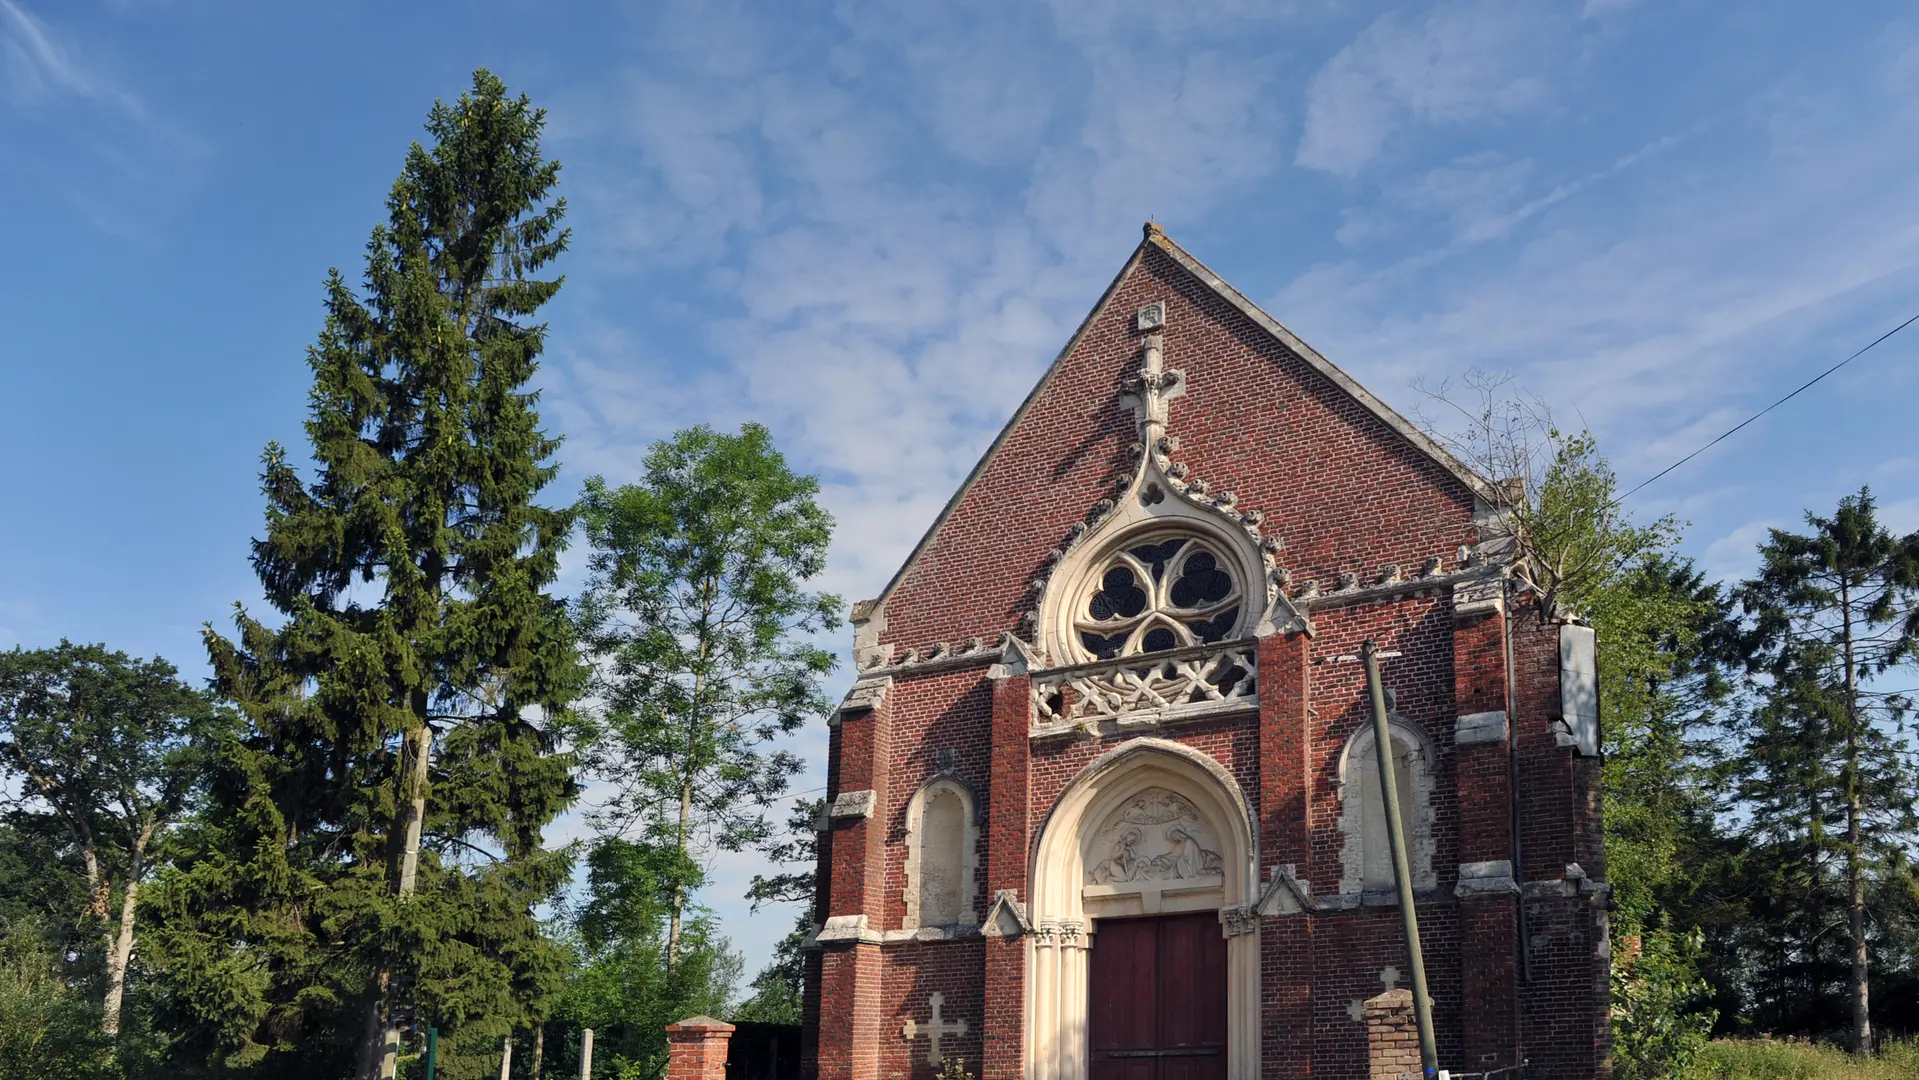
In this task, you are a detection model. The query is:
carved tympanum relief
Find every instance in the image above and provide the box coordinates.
[1084,787,1224,886]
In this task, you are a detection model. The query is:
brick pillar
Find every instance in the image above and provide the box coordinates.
[825,687,890,922]
[982,668,1031,1080]
[816,682,892,1080]
[1453,606,1521,1073]
[1364,990,1420,1080]
[667,1017,735,1080]
[1257,632,1313,1078]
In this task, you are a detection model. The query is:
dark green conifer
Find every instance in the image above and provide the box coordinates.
[145,69,583,1079]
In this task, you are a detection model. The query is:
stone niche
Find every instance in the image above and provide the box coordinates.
[1336,717,1437,897]
[903,777,980,930]
[1080,786,1226,917]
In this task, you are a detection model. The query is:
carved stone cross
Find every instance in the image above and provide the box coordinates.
[1379,965,1402,992]
[902,992,967,1064]
[1119,334,1184,450]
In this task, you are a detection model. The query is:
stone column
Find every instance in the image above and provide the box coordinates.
[816,678,892,1080]
[667,1017,736,1080]
[1452,591,1521,1073]
[982,664,1032,1080]
[1257,632,1314,1077]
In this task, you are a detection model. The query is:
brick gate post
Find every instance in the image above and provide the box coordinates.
[667,1017,736,1080]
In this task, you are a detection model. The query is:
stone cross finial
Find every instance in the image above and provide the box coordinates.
[901,991,967,1064]
[1379,965,1401,992]
[1120,334,1185,454]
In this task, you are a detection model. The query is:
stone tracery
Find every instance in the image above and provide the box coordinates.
[1074,534,1243,660]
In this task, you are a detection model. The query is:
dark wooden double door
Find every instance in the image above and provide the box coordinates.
[1088,914,1228,1080]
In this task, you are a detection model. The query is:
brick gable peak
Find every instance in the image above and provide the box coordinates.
[850,224,1499,662]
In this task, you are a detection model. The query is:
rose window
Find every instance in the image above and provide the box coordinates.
[1075,535,1242,660]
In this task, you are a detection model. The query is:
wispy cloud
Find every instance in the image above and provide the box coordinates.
[0,0,199,237]
[1296,0,1565,177]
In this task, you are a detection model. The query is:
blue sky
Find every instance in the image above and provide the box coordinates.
[5,0,1919,973]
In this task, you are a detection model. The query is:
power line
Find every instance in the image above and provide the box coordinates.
[1618,309,1919,503]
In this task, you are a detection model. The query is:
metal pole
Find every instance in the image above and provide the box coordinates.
[1362,639,1440,1080]
[501,1036,513,1079]
[579,1028,593,1080]
[424,1027,438,1080]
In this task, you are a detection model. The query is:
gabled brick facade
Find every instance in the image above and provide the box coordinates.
[803,226,1611,1080]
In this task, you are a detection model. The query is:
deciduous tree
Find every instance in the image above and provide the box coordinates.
[577,423,840,966]
[0,641,224,1038]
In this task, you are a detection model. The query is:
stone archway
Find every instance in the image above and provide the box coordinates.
[1026,738,1261,1080]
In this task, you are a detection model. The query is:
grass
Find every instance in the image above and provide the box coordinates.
[1695,1037,1919,1080]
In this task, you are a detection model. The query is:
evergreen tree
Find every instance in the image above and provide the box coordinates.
[144,70,584,1078]
[1731,489,1919,1053]
[0,641,226,1039]
[577,424,840,966]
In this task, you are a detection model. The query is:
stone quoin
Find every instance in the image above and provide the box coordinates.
[799,225,1611,1080]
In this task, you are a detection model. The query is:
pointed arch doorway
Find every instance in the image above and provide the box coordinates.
[1026,738,1260,1080]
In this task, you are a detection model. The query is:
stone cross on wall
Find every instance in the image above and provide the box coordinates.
[902,992,967,1064]
[1379,965,1401,992]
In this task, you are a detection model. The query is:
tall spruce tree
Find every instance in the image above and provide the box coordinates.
[1732,489,1919,1053]
[145,70,583,1079]
[577,423,840,966]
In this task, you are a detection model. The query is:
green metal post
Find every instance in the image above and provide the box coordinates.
[424,1027,438,1080]
[1363,639,1440,1080]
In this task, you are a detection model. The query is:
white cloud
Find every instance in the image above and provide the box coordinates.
[0,1,201,237]
[1296,0,1564,176]
[539,5,1314,966]
[1701,519,1776,585]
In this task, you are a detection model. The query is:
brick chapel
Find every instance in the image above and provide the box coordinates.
[801,225,1612,1080]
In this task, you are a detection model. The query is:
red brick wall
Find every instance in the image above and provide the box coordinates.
[804,233,1608,1080]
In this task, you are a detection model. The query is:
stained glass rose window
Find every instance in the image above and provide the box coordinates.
[1075,534,1242,660]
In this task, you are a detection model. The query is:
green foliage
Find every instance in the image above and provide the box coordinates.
[578,423,841,960]
[1615,924,1720,1080]
[1725,490,1919,1049]
[730,911,809,1025]
[541,841,739,1080]
[0,918,112,1080]
[933,1058,978,1080]
[1530,430,1686,619]
[144,69,583,1076]
[1526,433,1732,1059]
[1696,1037,1919,1080]
[733,797,821,1025]
[0,641,229,1038]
